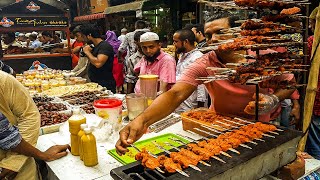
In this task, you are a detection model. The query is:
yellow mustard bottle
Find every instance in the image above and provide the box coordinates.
[81,128,98,167]
[78,124,88,161]
[69,108,86,156]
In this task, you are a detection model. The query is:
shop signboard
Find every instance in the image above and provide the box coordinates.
[0,16,68,28]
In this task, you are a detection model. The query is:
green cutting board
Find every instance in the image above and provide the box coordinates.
[108,133,190,165]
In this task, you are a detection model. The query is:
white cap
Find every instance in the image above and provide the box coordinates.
[121,28,127,33]
[32,31,38,35]
[25,33,32,37]
[18,33,25,37]
[84,128,92,134]
[140,32,159,43]
[80,124,88,130]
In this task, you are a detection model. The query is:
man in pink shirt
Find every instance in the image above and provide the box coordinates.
[134,32,176,93]
[115,14,297,155]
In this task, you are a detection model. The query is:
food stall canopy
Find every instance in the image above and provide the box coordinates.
[0,0,69,32]
[0,0,72,72]
[104,0,164,15]
[73,13,106,22]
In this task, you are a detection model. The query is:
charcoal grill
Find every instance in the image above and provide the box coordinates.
[110,128,302,180]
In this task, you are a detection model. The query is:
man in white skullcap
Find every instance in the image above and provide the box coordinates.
[118,28,127,43]
[133,32,176,94]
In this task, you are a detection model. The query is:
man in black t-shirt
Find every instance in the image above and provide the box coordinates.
[80,25,116,93]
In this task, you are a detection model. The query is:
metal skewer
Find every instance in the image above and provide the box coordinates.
[130,144,165,174]
[180,115,229,131]
[169,137,227,163]
[193,128,251,151]
[152,141,202,172]
[215,120,239,129]
[163,142,211,167]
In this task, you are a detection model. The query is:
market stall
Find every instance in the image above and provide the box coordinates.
[109,0,315,179]
[0,0,72,73]
[29,0,320,179]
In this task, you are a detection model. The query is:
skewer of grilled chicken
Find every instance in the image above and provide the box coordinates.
[192,128,252,150]
[201,124,266,142]
[177,133,233,158]
[203,121,276,139]
[168,137,227,164]
[234,117,283,132]
[163,142,211,167]
[152,141,202,172]
[132,144,189,177]
[227,118,279,135]
[221,119,265,142]
[210,121,258,145]
[132,146,165,174]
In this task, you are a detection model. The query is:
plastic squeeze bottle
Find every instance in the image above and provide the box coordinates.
[78,124,88,160]
[81,128,98,167]
[68,108,86,156]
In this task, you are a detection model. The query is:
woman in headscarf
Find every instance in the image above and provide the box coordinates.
[105,30,125,93]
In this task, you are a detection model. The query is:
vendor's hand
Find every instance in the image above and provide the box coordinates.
[42,144,70,162]
[244,93,280,115]
[290,105,300,126]
[83,45,93,54]
[0,168,18,180]
[115,118,148,156]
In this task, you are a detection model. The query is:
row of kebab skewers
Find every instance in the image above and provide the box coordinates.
[134,119,282,177]
[201,0,307,86]
[197,51,308,87]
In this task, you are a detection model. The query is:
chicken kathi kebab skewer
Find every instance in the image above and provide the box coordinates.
[168,137,227,163]
[134,148,164,173]
[234,117,284,132]
[152,141,202,172]
[220,118,265,142]
[178,133,235,157]
[222,118,280,135]
[133,146,189,177]
[212,118,279,136]
[157,155,188,176]
[201,122,276,139]
[201,122,259,145]
[163,142,213,166]
[192,128,253,150]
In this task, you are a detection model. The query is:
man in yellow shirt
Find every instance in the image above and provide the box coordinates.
[0,71,69,179]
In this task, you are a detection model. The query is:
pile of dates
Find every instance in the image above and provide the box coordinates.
[61,91,101,100]
[63,92,100,106]
[33,96,54,103]
[81,104,95,114]
[40,111,71,127]
[37,102,67,112]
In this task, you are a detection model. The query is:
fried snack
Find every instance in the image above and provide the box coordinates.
[280,7,301,15]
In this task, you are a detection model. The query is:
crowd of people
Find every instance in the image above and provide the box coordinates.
[0,5,319,180]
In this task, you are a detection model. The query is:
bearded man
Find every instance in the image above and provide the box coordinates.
[134,32,176,94]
